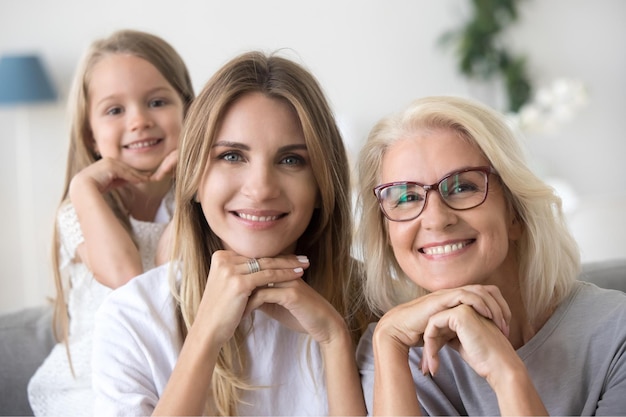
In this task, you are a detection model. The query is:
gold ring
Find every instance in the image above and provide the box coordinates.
[247,258,261,274]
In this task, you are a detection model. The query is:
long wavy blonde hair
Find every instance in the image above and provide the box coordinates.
[356,95,580,327]
[169,50,370,415]
[51,29,194,348]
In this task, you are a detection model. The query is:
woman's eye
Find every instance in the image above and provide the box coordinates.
[449,182,478,194]
[396,192,420,205]
[280,155,305,166]
[220,152,243,162]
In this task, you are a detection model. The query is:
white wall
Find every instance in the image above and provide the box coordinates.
[1,0,624,313]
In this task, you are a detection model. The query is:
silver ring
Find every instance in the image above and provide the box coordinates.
[247,258,261,274]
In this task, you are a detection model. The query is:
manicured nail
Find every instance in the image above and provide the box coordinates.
[293,267,304,273]
[297,255,309,263]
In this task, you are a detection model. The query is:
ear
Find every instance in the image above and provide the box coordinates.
[507,213,523,241]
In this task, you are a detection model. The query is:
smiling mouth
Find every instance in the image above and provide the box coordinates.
[236,212,285,222]
[420,240,474,255]
[124,138,162,149]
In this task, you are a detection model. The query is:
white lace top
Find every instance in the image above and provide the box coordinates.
[27,190,174,417]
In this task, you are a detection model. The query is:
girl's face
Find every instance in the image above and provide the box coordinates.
[380,128,522,291]
[87,53,184,173]
[197,92,319,258]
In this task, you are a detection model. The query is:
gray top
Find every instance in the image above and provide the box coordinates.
[357,281,626,416]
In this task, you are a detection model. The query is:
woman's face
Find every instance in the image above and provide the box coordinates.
[379,128,522,291]
[87,53,184,174]
[197,92,319,258]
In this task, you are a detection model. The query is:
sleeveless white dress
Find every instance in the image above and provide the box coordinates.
[27,191,173,416]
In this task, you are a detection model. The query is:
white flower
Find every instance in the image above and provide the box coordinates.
[511,78,588,134]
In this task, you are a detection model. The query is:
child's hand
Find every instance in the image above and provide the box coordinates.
[150,149,178,182]
[72,157,151,195]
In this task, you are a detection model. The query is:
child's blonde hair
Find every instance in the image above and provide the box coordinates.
[52,29,194,347]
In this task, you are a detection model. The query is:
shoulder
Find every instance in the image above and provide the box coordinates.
[556,281,626,339]
[96,263,176,326]
[570,281,626,315]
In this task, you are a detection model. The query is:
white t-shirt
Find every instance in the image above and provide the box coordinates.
[92,263,328,416]
[357,281,626,416]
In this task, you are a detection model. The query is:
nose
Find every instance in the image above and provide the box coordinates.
[128,106,154,131]
[418,190,457,230]
[242,161,281,201]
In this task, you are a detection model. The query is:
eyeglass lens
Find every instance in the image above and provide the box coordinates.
[377,169,488,221]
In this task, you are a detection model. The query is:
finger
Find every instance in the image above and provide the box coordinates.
[252,255,310,272]
[247,266,305,289]
[150,150,178,181]
[437,286,509,336]
[421,310,462,376]
[458,285,511,337]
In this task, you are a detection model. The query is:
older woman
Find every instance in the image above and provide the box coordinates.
[355,95,626,415]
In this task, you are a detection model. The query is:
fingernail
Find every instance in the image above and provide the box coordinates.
[297,255,309,263]
[293,267,304,273]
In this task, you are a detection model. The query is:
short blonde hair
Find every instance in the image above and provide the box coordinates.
[356,95,580,325]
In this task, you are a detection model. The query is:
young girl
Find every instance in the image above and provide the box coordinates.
[92,50,370,416]
[27,29,194,416]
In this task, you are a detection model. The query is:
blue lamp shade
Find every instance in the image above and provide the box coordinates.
[0,54,57,105]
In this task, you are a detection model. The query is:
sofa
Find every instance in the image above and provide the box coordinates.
[1,258,625,416]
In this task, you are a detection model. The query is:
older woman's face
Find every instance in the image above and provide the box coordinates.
[379,128,521,291]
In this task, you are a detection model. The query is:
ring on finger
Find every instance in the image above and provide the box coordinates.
[247,258,261,274]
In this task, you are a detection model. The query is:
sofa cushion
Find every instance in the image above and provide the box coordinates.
[580,258,626,293]
[0,305,55,417]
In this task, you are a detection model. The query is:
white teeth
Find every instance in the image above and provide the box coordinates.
[238,213,279,222]
[423,241,468,255]
[126,139,159,149]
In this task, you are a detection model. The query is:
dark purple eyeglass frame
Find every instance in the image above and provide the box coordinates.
[372,166,497,222]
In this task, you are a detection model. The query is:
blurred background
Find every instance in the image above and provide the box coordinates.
[1,0,624,313]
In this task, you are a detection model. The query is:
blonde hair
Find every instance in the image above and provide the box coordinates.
[169,50,368,415]
[356,95,580,326]
[52,29,194,346]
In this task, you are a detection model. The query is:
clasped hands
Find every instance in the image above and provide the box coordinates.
[374,284,515,382]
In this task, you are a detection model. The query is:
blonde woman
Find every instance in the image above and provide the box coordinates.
[355,96,626,415]
[27,30,193,416]
[93,51,370,415]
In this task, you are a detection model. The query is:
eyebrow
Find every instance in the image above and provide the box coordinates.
[212,141,308,153]
[93,86,175,107]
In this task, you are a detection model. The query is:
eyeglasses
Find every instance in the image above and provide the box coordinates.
[373,166,496,222]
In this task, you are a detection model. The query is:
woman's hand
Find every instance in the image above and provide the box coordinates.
[243,260,367,416]
[243,267,347,346]
[155,251,309,416]
[420,304,547,415]
[195,251,309,348]
[371,285,511,416]
[375,285,511,358]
